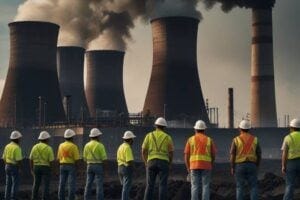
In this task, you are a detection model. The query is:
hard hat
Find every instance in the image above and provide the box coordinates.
[122,131,136,139]
[64,129,76,138]
[194,120,207,130]
[89,128,102,137]
[10,130,22,140]
[154,117,168,127]
[289,118,300,128]
[38,131,51,140]
[239,120,251,129]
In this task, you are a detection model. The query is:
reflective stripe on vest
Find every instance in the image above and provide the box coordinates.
[149,132,168,157]
[86,147,102,163]
[287,132,300,159]
[234,134,257,163]
[189,135,212,162]
[33,145,49,165]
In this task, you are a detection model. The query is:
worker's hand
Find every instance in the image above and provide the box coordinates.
[230,167,235,176]
[282,167,286,175]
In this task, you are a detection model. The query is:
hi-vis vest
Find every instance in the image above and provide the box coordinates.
[146,131,172,162]
[234,134,258,163]
[188,135,212,164]
[285,131,300,159]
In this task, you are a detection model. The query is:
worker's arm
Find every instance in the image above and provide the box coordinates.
[211,141,216,165]
[184,153,190,173]
[230,140,236,175]
[282,146,288,175]
[256,142,262,167]
[168,151,173,166]
[29,159,34,175]
[142,148,148,166]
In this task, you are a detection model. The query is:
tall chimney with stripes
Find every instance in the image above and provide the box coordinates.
[250,6,277,127]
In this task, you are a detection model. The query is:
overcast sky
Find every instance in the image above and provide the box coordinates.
[0,0,299,127]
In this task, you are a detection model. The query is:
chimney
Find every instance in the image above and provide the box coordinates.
[228,88,234,128]
[85,50,128,118]
[57,46,90,121]
[143,17,209,124]
[250,7,277,127]
[0,21,65,127]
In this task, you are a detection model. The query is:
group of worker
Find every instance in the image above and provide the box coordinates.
[1,117,300,200]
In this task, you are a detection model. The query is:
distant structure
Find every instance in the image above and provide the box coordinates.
[85,50,128,118]
[57,46,89,122]
[0,21,65,127]
[250,5,277,127]
[228,88,234,128]
[143,17,209,125]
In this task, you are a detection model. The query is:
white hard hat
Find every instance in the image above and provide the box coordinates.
[194,120,207,130]
[10,130,22,140]
[64,129,76,138]
[122,131,136,139]
[289,118,300,128]
[239,120,251,129]
[89,128,102,137]
[154,117,168,127]
[38,131,51,140]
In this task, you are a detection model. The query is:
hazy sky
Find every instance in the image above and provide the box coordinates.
[0,0,299,127]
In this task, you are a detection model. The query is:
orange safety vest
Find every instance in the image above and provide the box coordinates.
[234,133,258,163]
[188,134,213,170]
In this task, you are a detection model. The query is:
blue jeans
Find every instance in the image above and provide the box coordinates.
[190,169,211,200]
[32,165,51,200]
[58,164,76,200]
[5,164,19,200]
[144,159,169,200]
[118,165,133,200]
[283,158,300,200]
[84,164,104,200]
[235,162,258,200]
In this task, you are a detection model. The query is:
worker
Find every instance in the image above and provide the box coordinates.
[230,120,261,200]
[282,118,300,200]
[2,130,23,200]
[29,131,54,200]
[142,117,174,200]
[117,131,136,200]
[184,120,217,200]
[83,128,107,200]
[57,129,80,200]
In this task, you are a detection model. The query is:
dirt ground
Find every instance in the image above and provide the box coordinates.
[0,159,300,200]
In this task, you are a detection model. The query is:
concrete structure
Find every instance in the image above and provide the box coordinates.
[57,46,89,121]
[0,21,65,127]
[85,50,128,118]
[228,88,234,128]
[143,17,209,125]
[250,7,277,127]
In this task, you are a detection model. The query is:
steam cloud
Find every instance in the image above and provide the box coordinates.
[15,0,275,50]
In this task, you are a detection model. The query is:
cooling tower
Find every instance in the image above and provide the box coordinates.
[85,50,128,118]
[250,8,277,127]
[143,17,209,124]
[0,21,65,127]
[57,46,90,121]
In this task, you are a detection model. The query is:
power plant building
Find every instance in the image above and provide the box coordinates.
[85,50,128,118]
[57,46,89,121]
[0,21,65,127]
[143,17,209,125]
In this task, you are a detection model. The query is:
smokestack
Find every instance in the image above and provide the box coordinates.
[85,50,128,118]
[143,17,209,124]
[0,21,65,127]
[250,7,277,127]
[57,46,90,120]
[228,88,234,128]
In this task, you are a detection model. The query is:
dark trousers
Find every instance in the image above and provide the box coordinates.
[118,165,133,200]
[32,165,51,200]
[283,159,300,200]
[5,164,19,200]
[144,159,169,200]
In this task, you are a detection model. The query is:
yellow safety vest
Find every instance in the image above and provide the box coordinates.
[2,142,23,165]
[117,142,134,166]
[286,131,300,159]
[234,134,258,163]
[29,142,54,166]
[189,135,212,163]
[83,140,107,164]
